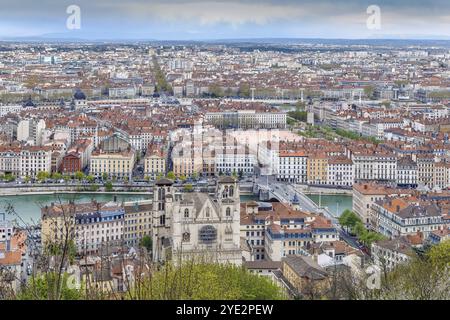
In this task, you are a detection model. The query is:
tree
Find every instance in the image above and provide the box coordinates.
[52,172,62,180]
[428,239,450,269]
[209,84,224,98]
[363,85,375,99]
[128,261,284,300]
[18,272,83,300]
[74,171,84,181]
[104,181,113,192]
[166,171,176,180]
[140,235,153,252]
[101,172,108,181]
[184,184,193,192]
[238,82,251,97]
[37,171,50,182]
[3,173,15,182]
[86,175,95,183]
[179,174,187,182]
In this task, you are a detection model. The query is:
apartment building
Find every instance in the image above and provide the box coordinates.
[90,149,135,180]
[372,197,446,238]
[307,153,328,185]
[277,151,308,183]
[144,151,166,179]
[353,153,397,182]
[123,200,153,247]
[327,156,354,187]
[205,110,286,130]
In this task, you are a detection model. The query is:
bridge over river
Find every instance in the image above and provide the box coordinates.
[252,176,360,249]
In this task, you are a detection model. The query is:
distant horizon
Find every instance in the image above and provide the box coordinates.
[1,1,450,42]
[2,35,450,44]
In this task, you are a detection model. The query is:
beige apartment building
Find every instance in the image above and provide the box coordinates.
[123,200,153,247]
[144,151,166,179]
[352,182,414,227]
[90,149,135,180]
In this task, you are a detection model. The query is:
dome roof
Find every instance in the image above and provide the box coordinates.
[23,96,36,108]
[74,89,86,100]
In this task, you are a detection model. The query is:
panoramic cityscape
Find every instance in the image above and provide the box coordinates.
[0,0,449,305]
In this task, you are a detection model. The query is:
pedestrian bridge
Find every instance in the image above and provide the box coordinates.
[252,180,340,226]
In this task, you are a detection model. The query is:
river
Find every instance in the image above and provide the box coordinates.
[0,193,351,224]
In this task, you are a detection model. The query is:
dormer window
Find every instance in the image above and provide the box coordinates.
[206,207,210,218]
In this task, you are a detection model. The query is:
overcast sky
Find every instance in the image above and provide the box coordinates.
[1,0,449,40]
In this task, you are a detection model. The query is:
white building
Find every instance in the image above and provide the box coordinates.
[353,153,397,182]
[327,156,354,187]
[277,151,308,183]
[0,105,21,117]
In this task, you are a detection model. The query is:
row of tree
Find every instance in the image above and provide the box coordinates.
[339,209,385,247]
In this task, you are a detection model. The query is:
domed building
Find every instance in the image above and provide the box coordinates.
[73,89,88,110]
[74,88,86,100]
[23,96,36,108]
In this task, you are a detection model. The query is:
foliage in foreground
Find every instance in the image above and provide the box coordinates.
[14,262,284,300]
[329,240,450,300]
[128,262,284,300]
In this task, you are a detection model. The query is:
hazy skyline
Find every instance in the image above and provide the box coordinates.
[1,0,450,40]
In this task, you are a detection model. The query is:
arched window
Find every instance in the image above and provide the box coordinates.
[229,185,234,197]
[226,207,231,217]
[223,186,229,198]
[205,207,210,218]
[184,208,189,218]
[158,188,165,201]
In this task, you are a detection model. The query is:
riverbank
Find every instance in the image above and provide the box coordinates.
[0,190,151,196]
[295,184,353,195]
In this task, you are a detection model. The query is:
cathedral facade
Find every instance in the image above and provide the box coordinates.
[152,176,242,265]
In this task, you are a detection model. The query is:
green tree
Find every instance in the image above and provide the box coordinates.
[74,171,85,181]
[166,171,176,180]
[238,82,251,97]
[18,273,83,300]
[128,262,284,300]
[184,184,193,192]
[428,239,450,269]
[51,172,62,180]
[209,84,224,98]
[363,85,375,98]
[104,181,113,192]
[140,235,153,252]
[101,172,108,181]
[37,171,50,182]
[86,175,95,183]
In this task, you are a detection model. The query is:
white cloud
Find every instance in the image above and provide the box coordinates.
[122,1,309,26]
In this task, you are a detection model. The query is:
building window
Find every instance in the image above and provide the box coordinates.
[226,207,231,217]
[184,208,189,218]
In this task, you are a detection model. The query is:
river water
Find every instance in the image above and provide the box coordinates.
[0,193,351,224]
